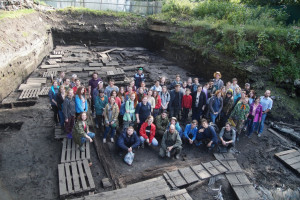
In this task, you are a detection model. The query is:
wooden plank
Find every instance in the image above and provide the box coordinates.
[71,140,76,162]
[290,162,300,169]
[40,64,60,69]
[50,55,63,59]
[89,63,103,67]
[165,189,188,198]
[82,159,95,189]
[81,142,86,160]
[211,160,228,173]
[163,173,176,189]
[77,160,88,191]
[66,139,72,163]
[83,67,102,71]
[243,185,260,199]
[65,163,74,194]
[18,83,41,90]
[27,78,47,84]
[275,149,297,157]
[58,164,68,196]
[167,170,188,188]
[202,162,220,176]
[235,173,251,185]
[178,167,199,184]
[278,151,300,161]
[284,155,300,165]
[71,162,81,192]
[61,138,67,163]
[86,141,90,161]
[65,67,83,72]
[106,61,119,66]
[191,164,211,180]
[182,193,193,200]
[76,143,80,161]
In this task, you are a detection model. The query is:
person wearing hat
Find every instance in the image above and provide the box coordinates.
[220,89,234,127]
[94,89,108,130]
[89,71,103,117]
[213,71,224,93]
[170,74,183,90]
[169,84,183,120]
[134,67,145,88]
[154,111,169,139]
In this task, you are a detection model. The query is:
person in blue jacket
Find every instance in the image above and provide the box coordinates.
[117,126,140,155]
[183,120,198,145]
[48,80,60,125]
[75,86,88,118]
[196,118,218,149]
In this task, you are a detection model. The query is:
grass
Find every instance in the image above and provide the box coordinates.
[0,9,35,20]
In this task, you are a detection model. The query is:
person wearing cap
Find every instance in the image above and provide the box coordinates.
[167,117,183,138]
[155,111,169,139]
[104,79,119,98]
[71,74,77,88]
[159,124,182,159]
[220,89,234,127]
[169,84,183,120]
[94,89,108,130]
[170,74,183,90]
[244,83,251,96]
[88,72,102,117]
[213,71,224,92]
[134,67,145,88]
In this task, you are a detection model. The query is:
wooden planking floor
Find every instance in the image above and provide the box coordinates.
[61,138,90,163]
[275,149,300,175]
[214,153,261,200]
[19,88,40,100]
[58,159,95,197]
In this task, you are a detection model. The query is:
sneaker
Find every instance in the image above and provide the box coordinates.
[175,154,180,159]
[79,146,85,152]
[258,133,262,137]
[242,127,247,132]
[110,138,114,143]
[103,138,106,143]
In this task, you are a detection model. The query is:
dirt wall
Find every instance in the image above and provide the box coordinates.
[0,12,53,101]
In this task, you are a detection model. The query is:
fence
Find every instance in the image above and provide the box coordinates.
[43,0,163,15]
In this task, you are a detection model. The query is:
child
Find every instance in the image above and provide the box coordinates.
[181,89,192,123]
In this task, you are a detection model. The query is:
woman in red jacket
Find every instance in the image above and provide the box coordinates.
[153,90,162,118]
[139,115,158,148]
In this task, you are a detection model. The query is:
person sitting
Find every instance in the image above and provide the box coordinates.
[139,116,158,148]
[195,119,218,149]
[154,111,169,139]
[183,120,198,145]
[73,112,95,152]
[103,96,119,143]
[117,126,140,156]
[159,124,182,159]
[167,117,183,138]
[219,122,236,152]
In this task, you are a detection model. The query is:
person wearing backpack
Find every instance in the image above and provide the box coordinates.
[219,122,236,150]
[135,96,151,132]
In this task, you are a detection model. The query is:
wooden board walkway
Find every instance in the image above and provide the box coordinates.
[214,153,261,200]
[50,54,62,59]
[89,62,103,67]
[26,78,47,84]
[42,71,57,78]
[61,138,91,163]
[164,189,193,200]
[53,50,64,55]
[18,83,41,91]
[164,160,228,189]
[74,176,171,200]
[58,159,95,197]
[54,126,67,139]
[39,87,51,96]
[275,149,300,175]
[19,88,40,99]
[65,67,83,72]
[83,67,102,71]
[40,64,60,69]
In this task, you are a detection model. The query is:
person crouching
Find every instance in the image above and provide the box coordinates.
[117,126,140,156]
[139,115,158,148]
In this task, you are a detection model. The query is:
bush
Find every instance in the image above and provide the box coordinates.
[255,56,271,67]
[162,0,195,16]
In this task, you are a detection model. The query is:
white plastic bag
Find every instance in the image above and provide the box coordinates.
[124,152,135,165]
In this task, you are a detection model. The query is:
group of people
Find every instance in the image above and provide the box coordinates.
[48,67,273,161]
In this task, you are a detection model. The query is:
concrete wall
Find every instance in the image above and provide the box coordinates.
[0,13,53,101]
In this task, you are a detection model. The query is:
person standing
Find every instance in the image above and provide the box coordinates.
[70,74,77,88]
[94,89,108,130]
[73,112,95,152]
[57,86,66,127]
[159,124,182,159]
[105,79,119,98]
[258,90,273,137]
[88,72,102,117]
[147,90,155,114]
[63,89,76,138]
[134,67,145,88]
[160,86,170,112]
[209,90,223,124]
[153,90,161,118]
[220,90,234,127]
[231,78,239,96]
[192,85,206,121]
[103,96,119,143]
[75,86,88,117]
[151,80,162,93]
[181,88,192,123]
[169,84,183,120]
[135,96,151,132]
[123,93,137,129]
[48,80,60,125]
[247,97,263,138]
[170,74,183,89]
[213,71,224,92]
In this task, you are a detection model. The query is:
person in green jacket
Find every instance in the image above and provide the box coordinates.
[73,112,95,152]
[159,124,182,159]
[154,111,169,139]
[123,93,137,129]
[229,98,249,140]
[94,89,108,130]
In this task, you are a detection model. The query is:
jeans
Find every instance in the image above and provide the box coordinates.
[220,111,230,127]
[258,113,267,134]
[51,105,59,123]
[153,108,160,118]
[103,125,116,139]
[58,110,65,127]
[139,136,158,146]
[247,119,259,137]
[192,107,202,121]
[80,132,95,144]
[65,116,75,134]
[210,113,219,124]
[182,108,190,122]
[169,106,181,120]
[123,121,135,130]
